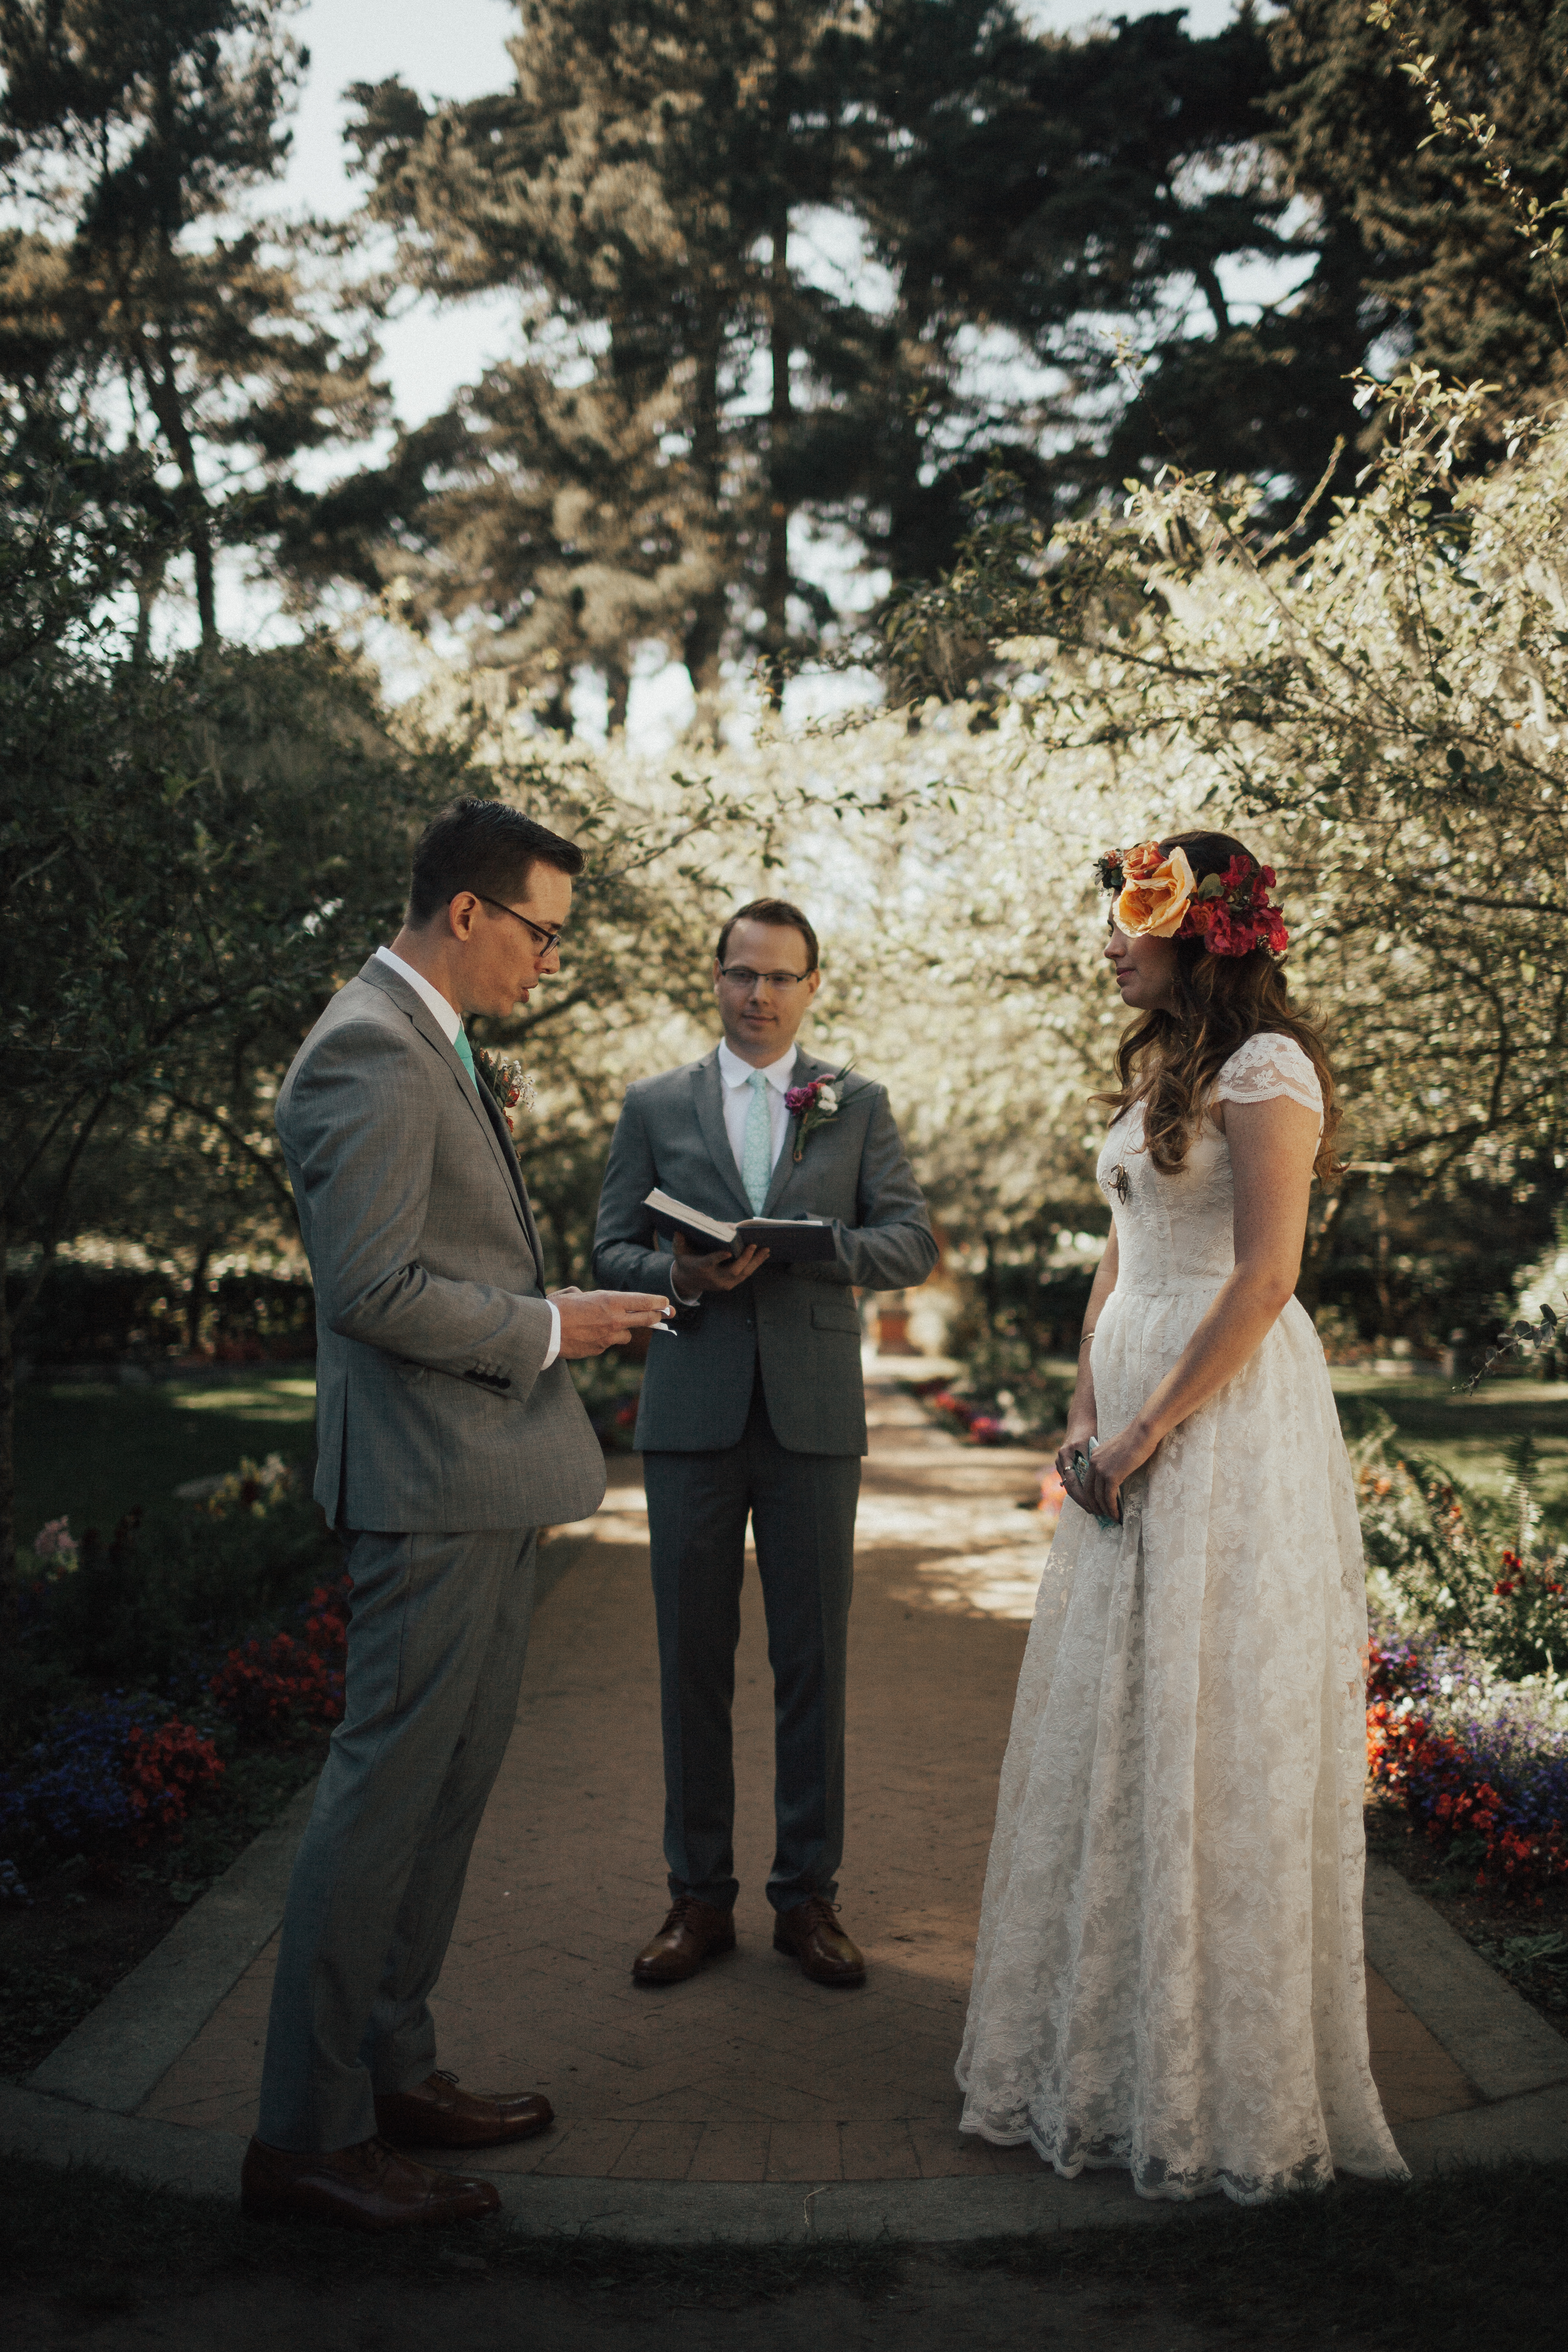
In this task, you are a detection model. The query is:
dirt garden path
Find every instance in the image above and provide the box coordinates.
[139,1384,1473,2183]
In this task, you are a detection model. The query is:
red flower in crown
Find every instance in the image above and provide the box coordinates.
[1096,839,1289,958]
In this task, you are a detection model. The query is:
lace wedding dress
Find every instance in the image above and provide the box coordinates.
[956,1032,1408,2204]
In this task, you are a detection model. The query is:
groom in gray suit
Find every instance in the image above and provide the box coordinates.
[594,899,936,1989]
[243,799,671,2232]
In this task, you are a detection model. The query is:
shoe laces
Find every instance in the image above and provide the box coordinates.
[794,1893,842,1931]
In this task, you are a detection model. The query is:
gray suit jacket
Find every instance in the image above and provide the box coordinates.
[276,956,606,1532]
[593,1048,936,1457]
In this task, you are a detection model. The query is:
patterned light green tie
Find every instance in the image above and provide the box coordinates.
[741,1069,772,1213]
[451,1025,478,1089]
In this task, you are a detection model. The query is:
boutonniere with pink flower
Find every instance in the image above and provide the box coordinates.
[475,1050,536,1133]
[785,1061,854,1163]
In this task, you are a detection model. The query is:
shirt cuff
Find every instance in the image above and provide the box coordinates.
[542,1299,562,1368]
[669,1264,703,1308]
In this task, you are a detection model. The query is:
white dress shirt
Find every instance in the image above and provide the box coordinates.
[374,946,560,1367]
[671,1041,799,1307]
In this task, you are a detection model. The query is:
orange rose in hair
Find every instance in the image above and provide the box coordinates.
[1115,844,1197,938]
[1120,839,1165,881]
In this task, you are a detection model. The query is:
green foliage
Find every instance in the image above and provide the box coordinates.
[344,0,882,717]
[890,366,1568,1209]
[0,0,384,643]
[0,1478,339,1771]
[333,2,1377,716]
[1278,0,1568,421]
[19,1490,338,1718]
[1349,1414,1568,1679]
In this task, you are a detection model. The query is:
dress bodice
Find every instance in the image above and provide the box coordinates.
[1096,1033,1323,1298]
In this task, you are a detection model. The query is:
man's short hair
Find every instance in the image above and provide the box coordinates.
[715,897,820,972]
[408,798,585,926]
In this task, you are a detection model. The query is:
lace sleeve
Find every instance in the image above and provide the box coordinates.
[1214,1032,1323,1127]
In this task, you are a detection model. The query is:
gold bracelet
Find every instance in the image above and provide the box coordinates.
[1078,1329,1096,1349]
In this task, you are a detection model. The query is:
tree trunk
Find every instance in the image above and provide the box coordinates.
[1194,257,1232,337]
[186,1242,212,1354]
[139,327,217,650]
[0,1207,15,1641]
[682,317,728,720]
[762,206,792,712]
[1298,1179,1352,1323]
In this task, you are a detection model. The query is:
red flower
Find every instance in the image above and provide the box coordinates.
[121,1720,224,1844]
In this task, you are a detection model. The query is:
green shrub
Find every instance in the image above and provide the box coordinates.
[8,1493,340,1758]
[1349,1412,1568,1682]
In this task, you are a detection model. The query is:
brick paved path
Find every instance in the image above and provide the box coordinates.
[142,1385,1473,2180]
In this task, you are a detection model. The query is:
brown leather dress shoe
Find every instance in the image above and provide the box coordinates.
[773,1893,866,1987]
[632,1895,737,1984]
[374,2068,554,2149]
[240,2135,499,2233]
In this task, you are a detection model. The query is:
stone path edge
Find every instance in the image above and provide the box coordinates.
[25,1529,593,2119]
[4,2079,1568,2245]
[1363,1859,1568,2102]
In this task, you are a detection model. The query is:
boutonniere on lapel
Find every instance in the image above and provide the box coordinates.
[475,1049,535,1134]
[785,1062,854,1163]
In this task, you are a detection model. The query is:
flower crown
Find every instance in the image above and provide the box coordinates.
[1093,841,1288,958]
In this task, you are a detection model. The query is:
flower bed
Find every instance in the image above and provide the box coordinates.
[2,1467,347,1887]
[1367,1632,1568,1904]
[917,1384,1011,1446]
[0,1700,224,1857]
[206,1579,349,1732]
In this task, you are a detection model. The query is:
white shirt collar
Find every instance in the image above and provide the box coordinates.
[717,1039,799,1094]
[375,944,462,1044]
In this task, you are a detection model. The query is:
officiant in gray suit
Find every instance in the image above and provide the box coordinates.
[243,799,671,2234]
[593,899,936,1990]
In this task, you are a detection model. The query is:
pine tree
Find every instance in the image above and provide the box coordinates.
[346,0,882,729]
[853,3,1367,546]
[0,0,384,647]
[1268,0,1568,415]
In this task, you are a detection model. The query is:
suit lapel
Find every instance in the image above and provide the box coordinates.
[694,1052,756,1221]
[358,958,542,1277]
[761,1051,827,1215]
[473,1075,547,1284]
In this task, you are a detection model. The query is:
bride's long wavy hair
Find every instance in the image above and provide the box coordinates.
[1101,829,1341,1185]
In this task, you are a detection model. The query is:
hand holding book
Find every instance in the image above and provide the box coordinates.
[644,1188,837,1265]
[668,1230,771,1300]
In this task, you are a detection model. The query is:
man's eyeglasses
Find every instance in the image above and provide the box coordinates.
[475,893,565,957]
[717,966,814,991]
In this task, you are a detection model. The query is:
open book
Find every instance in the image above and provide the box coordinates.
[645,1188,838,1264]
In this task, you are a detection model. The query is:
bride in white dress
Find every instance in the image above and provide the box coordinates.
[957,830,1408,2204]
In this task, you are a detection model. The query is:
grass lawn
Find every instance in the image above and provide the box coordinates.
[21,1363,1565,1549]
[1330,1370,1568,1515]
[14,1372,318,1544]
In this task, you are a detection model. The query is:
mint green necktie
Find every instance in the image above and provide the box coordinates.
[452,1026,478,1088]
[741,1069,772,1213]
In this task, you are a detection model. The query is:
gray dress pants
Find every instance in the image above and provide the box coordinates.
[256,1524,538,2152]
[642,1372,860,1915]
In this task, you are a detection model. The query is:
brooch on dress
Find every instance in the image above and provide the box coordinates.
[1107,1163,1131,1204]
